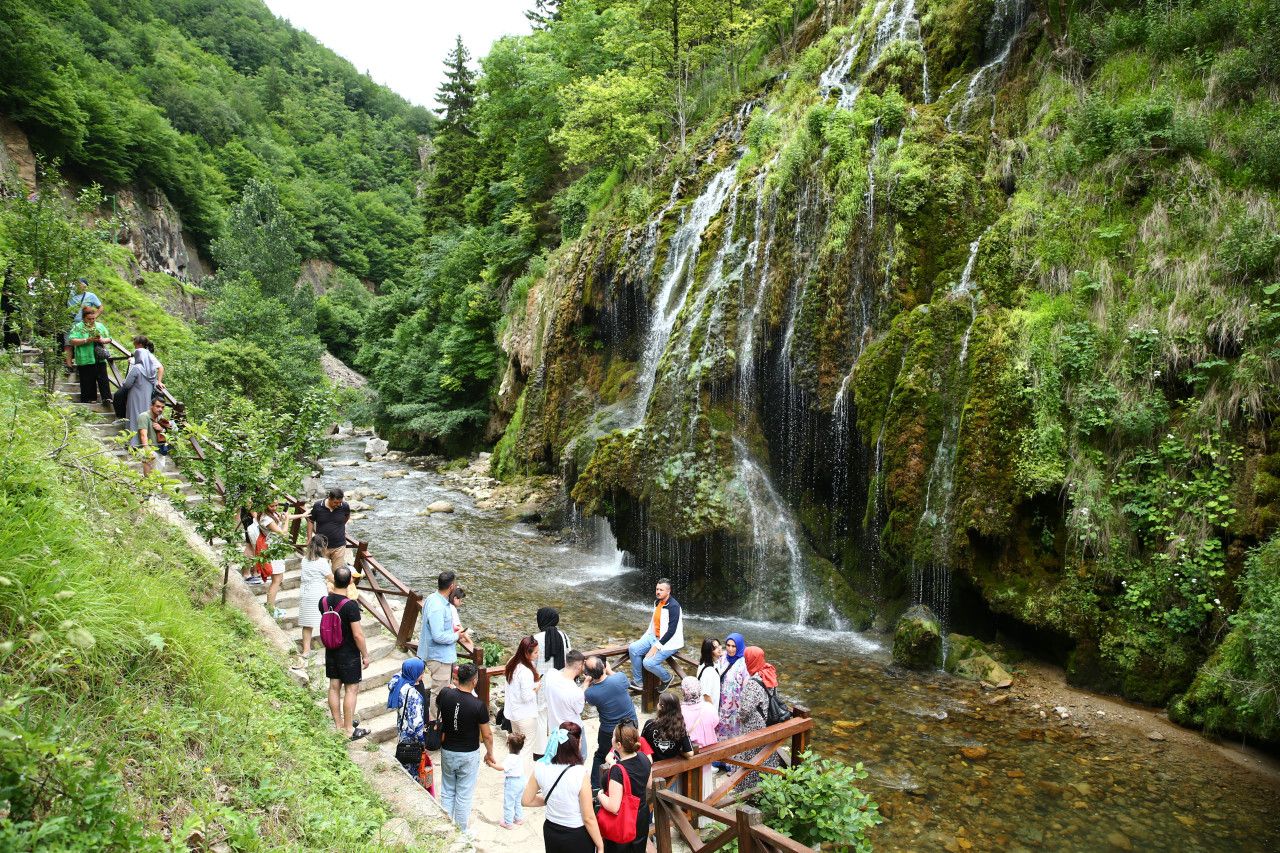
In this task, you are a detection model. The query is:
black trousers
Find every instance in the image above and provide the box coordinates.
[591,722,616,792]
[77,361,110,403]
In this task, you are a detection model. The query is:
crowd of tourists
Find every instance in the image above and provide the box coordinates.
[61,277,172,475]
[372,573,789,851]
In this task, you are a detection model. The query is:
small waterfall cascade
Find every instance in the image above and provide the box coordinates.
[911,227,990,637]
[629,161,741,420]
[736,168,778,416]
[944,0,1031,131]
[819,0,930,109]
[732,437,811,625]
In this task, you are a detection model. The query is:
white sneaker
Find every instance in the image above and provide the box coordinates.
[271,607,286,619]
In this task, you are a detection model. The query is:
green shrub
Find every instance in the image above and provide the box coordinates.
[754,753,881,851]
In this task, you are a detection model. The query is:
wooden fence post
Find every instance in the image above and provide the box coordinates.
[396,591,422,652]
[472,646,489,709]
[654,793,674,853]
[288,499,304,545]
[354,541,369,575]
[736,804,763,853]
[790,705,810,765]
[642,667,660,714]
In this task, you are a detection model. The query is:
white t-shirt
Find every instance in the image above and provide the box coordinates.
[450,603,464,633]
[544,668,584,733]
[533,762,586,828]
[698,664,721,710]
[502,752,524,779]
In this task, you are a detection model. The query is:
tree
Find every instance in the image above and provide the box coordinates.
[421,36,480,228]
[553,69,660,172]
[211,178,302,302]
[525,0,561,29]
[0,161,105,391]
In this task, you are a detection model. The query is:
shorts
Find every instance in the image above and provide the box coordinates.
[326,649,362,685]
[325,546,349,571]
[257,558,285,580]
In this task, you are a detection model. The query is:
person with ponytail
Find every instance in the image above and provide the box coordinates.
[504,635,542,751]
[597,721,651,852]
[524,722,603,853]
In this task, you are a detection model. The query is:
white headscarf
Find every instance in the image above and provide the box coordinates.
[132,347,161,384]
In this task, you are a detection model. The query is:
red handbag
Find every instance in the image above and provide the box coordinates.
[596,760,640,843]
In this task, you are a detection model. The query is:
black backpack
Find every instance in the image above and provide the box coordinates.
[754,676,792,726]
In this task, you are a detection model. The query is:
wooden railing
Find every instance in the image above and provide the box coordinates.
[102,339,423,650]
[476,644,698,715]
[650,709,813,853]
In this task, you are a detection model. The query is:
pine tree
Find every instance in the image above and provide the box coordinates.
[435,35,476,132]
[524,0,561,29]
[422,36,480,229]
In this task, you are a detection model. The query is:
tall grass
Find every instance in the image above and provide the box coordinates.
[0,373,403,850]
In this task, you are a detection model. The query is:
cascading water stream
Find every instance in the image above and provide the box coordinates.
[819,0,929,109]
[911,227,990,642]
[733,437,812,625]
[944,0,1030,131]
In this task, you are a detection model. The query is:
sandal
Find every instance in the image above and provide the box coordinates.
[350,727,370,741]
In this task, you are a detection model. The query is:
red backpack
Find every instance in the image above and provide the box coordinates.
[319,596,346,649]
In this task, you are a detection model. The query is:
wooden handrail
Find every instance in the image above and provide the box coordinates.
[648,710,812,781]
[102,342,422,650]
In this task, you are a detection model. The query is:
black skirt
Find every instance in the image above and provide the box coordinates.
[543,820,593,853]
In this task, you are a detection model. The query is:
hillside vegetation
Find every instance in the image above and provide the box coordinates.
[0,373,393,850]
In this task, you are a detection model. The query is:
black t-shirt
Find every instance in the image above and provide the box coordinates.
[641,719,692,762]
[319,593,361,655]
[436,687,489,752]
[311,500,350,549]
[608,755,653,838]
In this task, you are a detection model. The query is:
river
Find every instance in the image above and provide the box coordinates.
[324,438,1280,851]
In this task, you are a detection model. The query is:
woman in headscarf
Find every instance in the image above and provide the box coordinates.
[117,335,164,431]
[387,658,427,778]
[681,675,719,808]
[532,607,572,758]
[733,646,782,792]
[716,632,748,740]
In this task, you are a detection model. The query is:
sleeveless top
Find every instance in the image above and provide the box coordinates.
[533,762,586,827]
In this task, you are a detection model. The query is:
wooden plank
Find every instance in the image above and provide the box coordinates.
[736,805,762,853]
[654,800,674,853]
[650,716,812,779]
[396,592,422,652]
[750,822,813,853]
[654,789,732,824]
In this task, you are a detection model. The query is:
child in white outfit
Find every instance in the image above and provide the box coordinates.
[500,731,526,828]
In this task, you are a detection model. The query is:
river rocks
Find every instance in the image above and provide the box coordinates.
[1146,730,1166,741]
[347,500,373,512]
[424,500,455,514]
[960,745,990,761]
[364,437,389,460]
[955,654,1014,688]
[892,605,943,670]
[382,469,407,479]
[1106,831,1133,850]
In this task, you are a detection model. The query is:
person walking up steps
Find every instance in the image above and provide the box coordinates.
[627,577,684,692]
[66,304,112,407]
[322,566,369,740]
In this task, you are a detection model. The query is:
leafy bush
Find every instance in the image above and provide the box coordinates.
[754,753,881,851]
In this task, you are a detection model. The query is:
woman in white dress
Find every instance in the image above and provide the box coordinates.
[296,533,334,660]
[504,635,541,751]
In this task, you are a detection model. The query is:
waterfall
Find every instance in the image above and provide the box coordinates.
[629,161,741,420]
[733,437,810,624]
[819,0,929,109]
[736,169,777,418]
[944,0,1030,131]
[911,227,990,635]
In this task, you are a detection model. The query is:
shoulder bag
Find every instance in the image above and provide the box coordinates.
[596,760,640,843]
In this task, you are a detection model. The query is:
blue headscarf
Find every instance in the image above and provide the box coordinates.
[725,632,746,668]
[538,727,572,764]
[387,657,426,709]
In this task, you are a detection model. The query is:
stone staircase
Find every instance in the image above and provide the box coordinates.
[17,348,412,746]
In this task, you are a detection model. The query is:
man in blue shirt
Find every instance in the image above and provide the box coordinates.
[419,570,458,713]
[583,655,637,793]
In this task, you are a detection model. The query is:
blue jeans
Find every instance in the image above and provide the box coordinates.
[440,747,482,831]
[503,774,524,824]
[629,634,677,688]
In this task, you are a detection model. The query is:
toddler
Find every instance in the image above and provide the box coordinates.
[500,731,526,828]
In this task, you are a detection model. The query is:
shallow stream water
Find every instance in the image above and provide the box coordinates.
[325,439,1280,851]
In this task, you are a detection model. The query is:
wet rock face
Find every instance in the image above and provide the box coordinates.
[893,605,943,670]
[0,115,36,190]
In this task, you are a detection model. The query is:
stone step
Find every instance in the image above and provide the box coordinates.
[364,708,401,744]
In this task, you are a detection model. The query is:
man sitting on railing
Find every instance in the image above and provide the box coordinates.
[627,578,684,694]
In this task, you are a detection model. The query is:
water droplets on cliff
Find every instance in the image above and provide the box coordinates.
[944,0,1030,131]
[819,0,930,109]
[733,437,811,625]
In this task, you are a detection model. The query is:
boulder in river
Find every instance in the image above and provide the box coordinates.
[364,437,389,460]
[424,500,455,514]
[892,605,943,670]
[955,654,1014,688]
